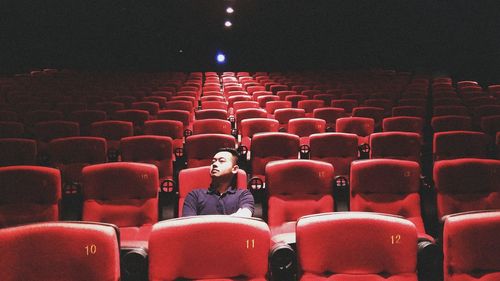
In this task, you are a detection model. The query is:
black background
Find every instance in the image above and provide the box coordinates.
[1,0,499,83]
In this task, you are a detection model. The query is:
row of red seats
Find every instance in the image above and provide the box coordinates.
[1,211,499,280]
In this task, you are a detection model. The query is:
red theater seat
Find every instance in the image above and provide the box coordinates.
[383,116,424,135]
[309,132,358,177]
[49,136,107,184]
[184,134,236,168]
[82,162,159,248]
[370,132,422,163]
[34,120,80,154]
[0,138,37,166]
[331,99,358,114]
[149,216,270,281]
[234,108,267,131]
[250,132,300,181]
[95,101,125,116]
[68,110,107,136]
[296,212,418,281]
[434,158,500,219]
[288,118,326,146]
[350,159,429,239]
[240,118,279,150]
[120,135,174,183]
[431,115,473,132]
[274,108,306,132]
[392,105,426,119]
[313,107,346,132]
[352,106,385,130]
[195,109,228,120]
[0,166,60,227]
[443,211,500,281]
[265,101,292,117]
[285,94,308,108]
[112,109,149,133]
[90,120,133,160]
[157,109,192,130]
[192,119,232,135]
[177,166,247,216]
[200,100,227,110]
[23,110,64,128]
[0,222,120,281]
[265,159,334,234]
[131,101,160,116]
[433,131,491,161]
[336,117,375,145]
[297,100,325,117]
[433,105,469,117]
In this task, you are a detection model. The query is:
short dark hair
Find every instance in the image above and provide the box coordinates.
[216,147,239,165]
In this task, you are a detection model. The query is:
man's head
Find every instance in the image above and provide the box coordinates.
[210,147,239,180]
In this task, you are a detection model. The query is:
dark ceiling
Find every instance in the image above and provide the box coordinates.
[1,0,499,80]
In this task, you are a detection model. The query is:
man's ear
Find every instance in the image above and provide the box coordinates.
[232,164,239,174]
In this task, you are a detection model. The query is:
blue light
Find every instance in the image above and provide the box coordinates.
[216,53,226,64]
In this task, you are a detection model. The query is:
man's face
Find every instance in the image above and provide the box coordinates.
[210,151,238,178]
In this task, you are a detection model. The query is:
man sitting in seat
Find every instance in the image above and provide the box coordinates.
[182,148,254,217]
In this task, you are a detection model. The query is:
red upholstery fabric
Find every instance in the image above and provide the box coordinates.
[350,159,426,236]
[433,131,491,161]
[297,100,324,116]
[250,132,300,180]
[96,101,125,115]
[68,110,107,136]
[383,116,424,135]
[201,101,228,110]
[288,118,326,146]
[121,135,174,181]
[285,94,308,108]
[112,109,149,128]
[24,110,64,127]
[83,162,159,247]
[0,166,60,227]
[178,166,247,216]
[49,137,107,183]
[0,222,120,281]
[90,120,133,152]
[265,101,292,115]
[310,132,358,177]
[364,99,393,116]
[132,101,160,116]
[433,105,469,117]
[313,107,346,131]
[185,134,236,168]
[193,119,232,135]
[195,109,228,120]
[480,115,500,136]
[240,118,279,149]
[233,101,260,113]
[431,116,472,132]
[235,108,268,129]
[370,132,421,163]
[164,100,194,114]
[434,158,500,218]
[157,109,191,129]
[34,121,80,153]
[392,106,426,118]
[352,106,385,129]
[149,216,270,281]
[0,138,37,166]
[274,108,306,131]
[297,212,418,281]
[277,90,298,100]
[336,117,374,145]
[443,211,500,281]
[257,94,279,107]
[331,99,358,114]
[266,159,334,228]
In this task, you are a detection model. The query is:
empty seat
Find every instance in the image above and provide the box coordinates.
[201,100,227,110]
[336,117,375,145]
[0,221,120,281]
[480,115,500,136]
[0,121,24,138]
[266,159,334,233]
[34,120,80,154]
[392,105,426,118]
[195,109,228,120]
[309,132,358,177]
[192,119,232,135]
[285,94,308,108]
[234,108,267,131]
[370,132,422,163]
[164,100,194,116]
[312,107,345,132]
[131,101,160,116]
[383,116,424,135]
[177,166,248,217]
[250,132,300,181]
[112,109,149,133]
[431,115,472,132]
[90,120,133,160]
[143,120,184,154]
[297,100,324,117]
[0,138,37,166]
[49,136,107,186]
[257,94,280,107]
[265,101,292,117]
[296,212,418,281]
[184,134,236,168]
[364,98,393,116]
[82,162,159,248]
[443,211,500,281]
[149,216,270,281]
[121,135,174,184]
[240,118,279,150]
[331,99,358,114]
[274,108,306,132]
[0,166,60,227]
[233,101,260,113]
[350,159,428,239]
[434,158,500,219]
[277,90,298,101]
[95,101,125,116]
[68,110,107,136]
[352,106,385,130]
[157,109,192,130]
[288,118,326,146]
[433,131,491,161]
[433,105,469,117]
